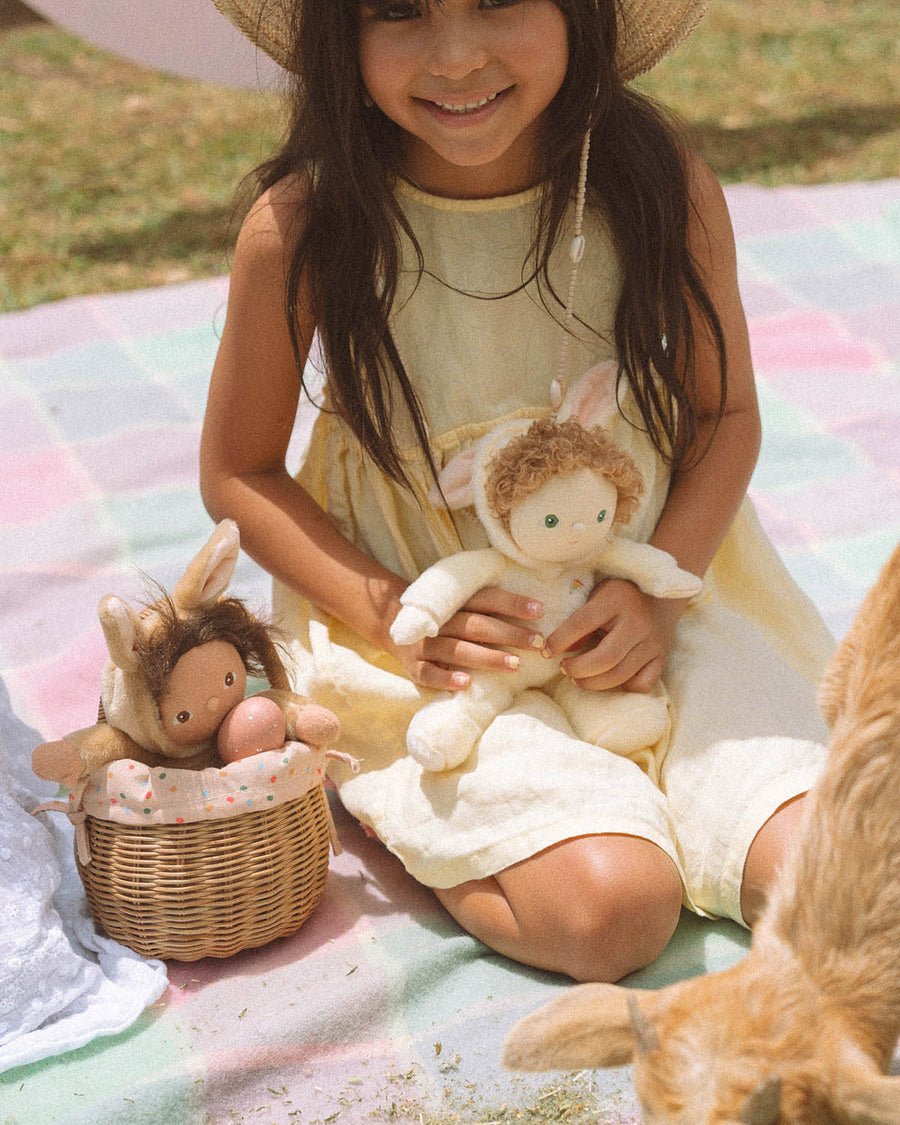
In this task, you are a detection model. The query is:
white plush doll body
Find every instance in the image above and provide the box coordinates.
[390,363,702,772]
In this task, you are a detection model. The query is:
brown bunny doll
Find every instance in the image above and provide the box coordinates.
[32,520,339,789]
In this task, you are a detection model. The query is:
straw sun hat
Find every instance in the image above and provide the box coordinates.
[211,0,709,83]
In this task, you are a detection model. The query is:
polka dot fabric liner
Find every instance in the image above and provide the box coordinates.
[78,742,328,826]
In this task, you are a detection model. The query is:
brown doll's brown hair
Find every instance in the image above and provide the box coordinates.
[137,595,286,702]
[485,418,644,534]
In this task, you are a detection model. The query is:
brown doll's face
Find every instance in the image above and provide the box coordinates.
[158,639,247,745]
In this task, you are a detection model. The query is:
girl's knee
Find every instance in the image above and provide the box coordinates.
[436,836,682,982]
[525,836,683,982]
[741,793,807,925]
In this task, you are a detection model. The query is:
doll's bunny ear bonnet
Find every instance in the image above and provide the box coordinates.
[98,520,290,759]
[171,516,241,609]
[435,360,619,507]
[98,520,243,757]
[99,518,239,679]
[555,359,619,427]
[209,0,710,82]
[432,362,621,564]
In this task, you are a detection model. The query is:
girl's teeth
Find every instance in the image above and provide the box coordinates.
[436,92,499,114]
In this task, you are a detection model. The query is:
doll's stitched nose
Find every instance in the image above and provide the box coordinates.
[572,522,586,532]
[206,695,221,713]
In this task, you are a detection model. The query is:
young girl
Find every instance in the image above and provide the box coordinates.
[202,0,835,983]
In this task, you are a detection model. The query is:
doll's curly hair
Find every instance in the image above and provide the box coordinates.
[485,418,644,534]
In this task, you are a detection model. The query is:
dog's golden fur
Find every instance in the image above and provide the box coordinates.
[504,542,900,1124]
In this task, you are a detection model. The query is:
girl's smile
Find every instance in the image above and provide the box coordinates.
[359,0,569,198]
[419,85,511,120]
[427,90,504,114]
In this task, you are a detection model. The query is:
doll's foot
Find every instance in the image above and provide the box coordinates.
[555,682,669,755]
[590,692,668,753]
[406,705,482,772]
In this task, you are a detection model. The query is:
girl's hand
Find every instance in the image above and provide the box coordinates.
[392,587,545,692]
[543,579,688,694]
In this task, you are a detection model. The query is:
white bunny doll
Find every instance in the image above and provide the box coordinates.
[390,362,702,772]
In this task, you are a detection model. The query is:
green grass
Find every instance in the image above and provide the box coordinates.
[0,8,284,309]
[0,0,898,309]
[637,0,900,185]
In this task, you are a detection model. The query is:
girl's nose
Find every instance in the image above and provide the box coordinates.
[427,18,488,80]
[572,522,586,533]
[206,695,222,714]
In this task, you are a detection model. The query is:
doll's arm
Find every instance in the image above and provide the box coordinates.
[596,538,702,600]
[257,688,341,748]
[390,549,508,645]
[32,724,145,788]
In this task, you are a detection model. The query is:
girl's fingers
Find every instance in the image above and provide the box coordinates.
[426,635,525,674]
[561,636,660,692]
[620,657,667,693]
[543,594,619,658]
[542,614,592,659]
[398,600,548,688]
[445,610,544,654]
[410,661,472,692]
[399,587,548,689]
[555,612,635,680]
[464,586,544,624]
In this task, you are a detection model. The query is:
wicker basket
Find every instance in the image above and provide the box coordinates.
[32,742,359,962]
[76,782,332,961]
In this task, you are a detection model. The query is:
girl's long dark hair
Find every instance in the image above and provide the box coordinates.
[253,0,726,490]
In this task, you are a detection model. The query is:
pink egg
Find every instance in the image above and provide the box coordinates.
[217,696,287,763]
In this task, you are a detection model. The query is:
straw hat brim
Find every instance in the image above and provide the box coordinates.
[210,0,709,83]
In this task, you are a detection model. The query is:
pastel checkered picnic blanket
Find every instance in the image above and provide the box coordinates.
[1,179,898,1124]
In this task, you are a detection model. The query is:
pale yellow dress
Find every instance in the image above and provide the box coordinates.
[275,181,834,925]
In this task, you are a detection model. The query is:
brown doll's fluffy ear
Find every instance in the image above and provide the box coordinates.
[97,595,142,670]
[171,519,240,611]
[503,984,641,1072]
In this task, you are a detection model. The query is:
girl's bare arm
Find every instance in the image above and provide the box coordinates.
[545,155,761,691]
[200,183,540,690]
[647,153,761,576]
[201,184,402,643]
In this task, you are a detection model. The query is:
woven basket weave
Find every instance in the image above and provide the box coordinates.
[76,783,332,961]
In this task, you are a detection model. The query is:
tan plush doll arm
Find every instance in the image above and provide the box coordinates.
[32,724,145,788]
[596,538,702,600]
[257,688,341,748]
[390,548,508,645]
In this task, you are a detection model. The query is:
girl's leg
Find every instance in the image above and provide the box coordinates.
[434,833,683,983]
[740,793,806,925]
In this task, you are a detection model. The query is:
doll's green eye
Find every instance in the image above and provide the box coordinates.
[544,514,559,528]
[597,510,607,523]
[174,710,193,726]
